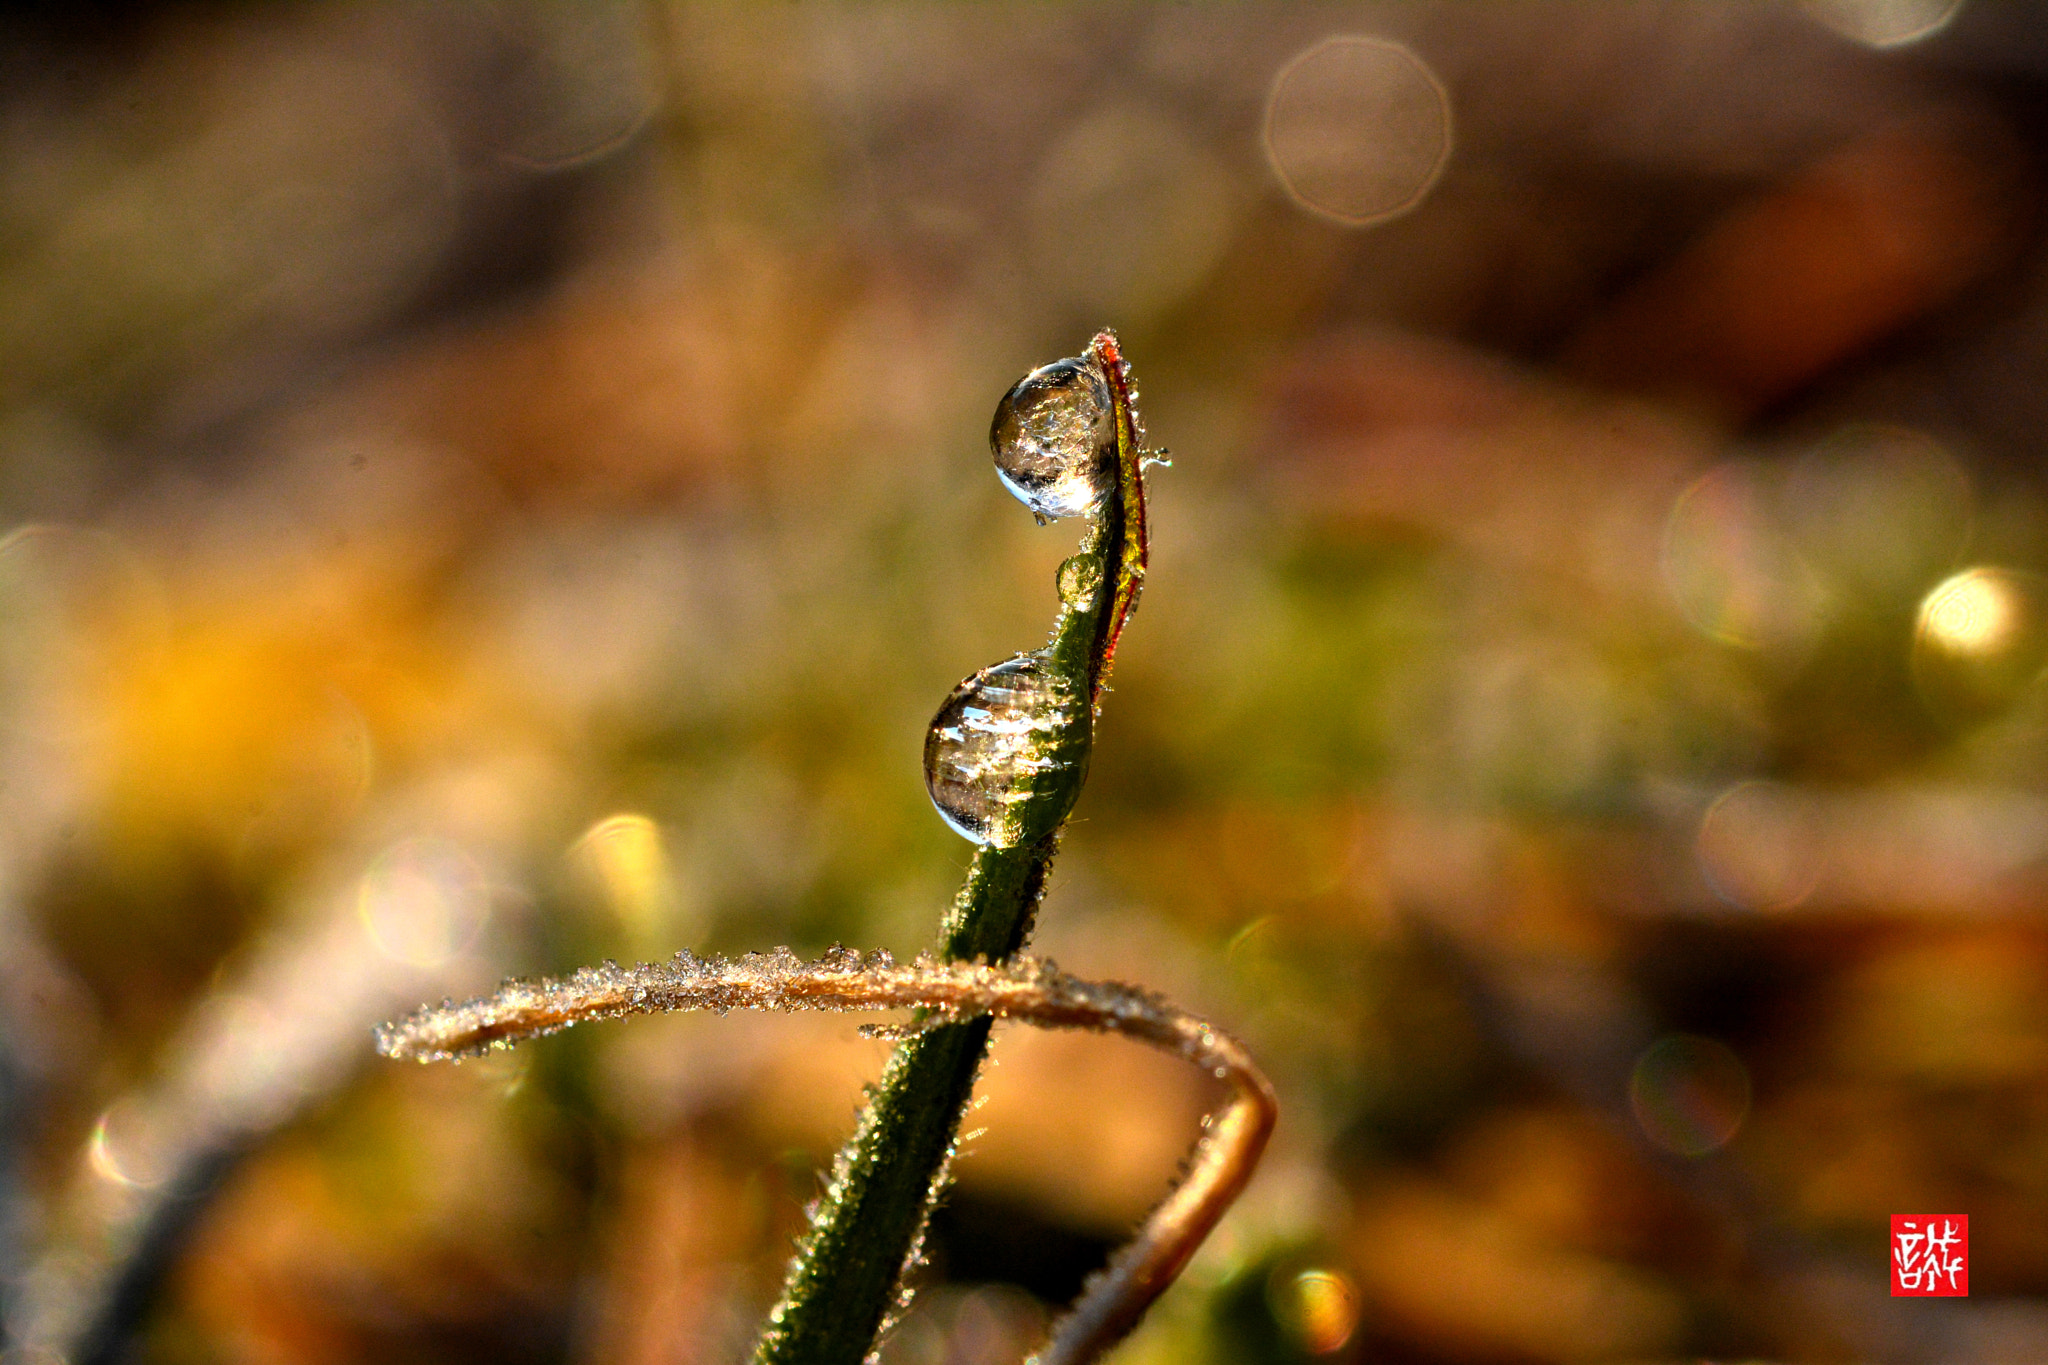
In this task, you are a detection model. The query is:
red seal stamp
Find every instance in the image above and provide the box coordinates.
[1891,1215,1968,1296]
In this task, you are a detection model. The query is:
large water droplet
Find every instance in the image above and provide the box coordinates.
[990,357,1115,521]
[924,653,1080,846]
[1057,552,1104,609]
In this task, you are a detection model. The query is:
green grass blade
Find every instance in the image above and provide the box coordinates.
[752,331,1148,1365]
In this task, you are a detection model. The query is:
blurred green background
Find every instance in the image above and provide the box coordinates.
[3,3,2047,1362]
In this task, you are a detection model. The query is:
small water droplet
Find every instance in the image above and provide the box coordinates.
[990,356,1115,520]
[923,653,1080,846]
[1057,553,1105,608]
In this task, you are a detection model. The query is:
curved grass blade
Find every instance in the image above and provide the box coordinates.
[376,949,1275,1365]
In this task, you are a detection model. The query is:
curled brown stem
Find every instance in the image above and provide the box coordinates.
[378,950,1275,1365]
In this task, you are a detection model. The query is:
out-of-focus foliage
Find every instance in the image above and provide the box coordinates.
[2,3,2047,1363]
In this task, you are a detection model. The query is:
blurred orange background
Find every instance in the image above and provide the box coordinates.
[3,3,2046,1363]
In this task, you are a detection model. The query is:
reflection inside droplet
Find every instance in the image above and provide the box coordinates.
[1270,1266,1362,1355]
[1912,567,2048,724]
[1801,0,1966,48]
[923,653,1082,847]
[1629,1034,1752,1156]
[991,357,1116,521]
[1263,35,1453,226]
[358,838,490,967]
[1056,552,1104,610]
[1697,781,1821,912]
[1661,460,1826,653]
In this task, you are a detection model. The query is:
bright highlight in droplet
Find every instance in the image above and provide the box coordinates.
[1629,1034,1752,1157]
[1264,35,1453,227]
[1918,568,2017,658]
[1271,1266,1362,1355]
[358,837,490,968]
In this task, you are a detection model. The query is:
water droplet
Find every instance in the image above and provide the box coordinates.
[923,653,1081,846]
[990,357,1115,521]
[1057,553,1105,609]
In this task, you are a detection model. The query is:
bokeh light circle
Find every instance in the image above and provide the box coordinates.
[1269,1264,1363,1355]
[1783,425,1972,604]
[0,523,167,742]
[493,1,659,170]
[87,1100,174,1189]
[358,837,491,968]
[572,811,688,940]
[1800,0,1966,48]
[1629,1034,1752,1157]
[1264,36,1453,226]
[1911,567,2048,725]
[1028,103,1239,324]
[1661,460,1826,653]
[1697,781,1821,912]
[1920,568,2017,657]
